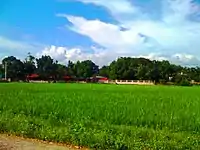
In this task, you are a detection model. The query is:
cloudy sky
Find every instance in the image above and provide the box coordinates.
[0,0,200,66]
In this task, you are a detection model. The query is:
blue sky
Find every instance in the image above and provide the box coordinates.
[1,0,200,66]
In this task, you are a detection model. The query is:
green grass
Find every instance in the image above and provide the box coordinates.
[1,83,200,149]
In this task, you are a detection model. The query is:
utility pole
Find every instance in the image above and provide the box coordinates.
[4,61,7,80]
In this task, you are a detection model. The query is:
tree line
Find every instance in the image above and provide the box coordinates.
[1,53,200,85]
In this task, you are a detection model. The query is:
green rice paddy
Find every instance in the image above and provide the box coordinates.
[0,83,200,149]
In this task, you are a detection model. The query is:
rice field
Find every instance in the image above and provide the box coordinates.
[0,83,200,149]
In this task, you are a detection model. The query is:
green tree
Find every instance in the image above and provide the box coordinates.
[36,55,56,80]
[67,60,75,77]
[2,56,25,81]
[55,63,68,80]
[1,54,200,85]
[0,64,3,79]
[73,60,99,78]
[24,52,36,77]
[99,66,109,77]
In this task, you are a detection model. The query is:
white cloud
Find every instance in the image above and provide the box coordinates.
[136,53,200,67]
[56,0,200,66]
[0,36,44,59]
[57,14,127,50]
[3,0,200,67]
[36,45,117,66]
[37,45,200,67]
[75,0,140,17]
[171,53,200,66]
[162,0,200,24]
[0,36,31,50]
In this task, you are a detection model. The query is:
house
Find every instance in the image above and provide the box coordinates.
[26,74,108,83]
[89,76,109,83]
[26,74,40,80]
[96,76,109,82]
[63,76,73,82]
[27,74,74,82]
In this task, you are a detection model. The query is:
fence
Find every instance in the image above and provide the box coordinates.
[108,80,154,85]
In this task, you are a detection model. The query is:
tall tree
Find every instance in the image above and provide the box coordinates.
[0,64,3,79]
[54,63,68,80]
[2,56,25,81]
[74,60,99,78]
[1,54,200,84]
[36,55,56,80]
[99,66,109,77]
[24,52,36,76]
[67,60,75,77]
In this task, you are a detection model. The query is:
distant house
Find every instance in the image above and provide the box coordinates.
[89,76,109,83]
[27,74,40,80]
[63,76,72,82]
[27,74,74,82]
[96,76,109,82]
[26,74,108,83]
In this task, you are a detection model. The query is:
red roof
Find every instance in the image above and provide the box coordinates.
[63,76,71,79]
[99,77,108,81]
[27,74,39,78]
[89,76,109,81]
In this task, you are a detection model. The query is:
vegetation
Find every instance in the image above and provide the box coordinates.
[1,53,200,84]
[1,83,200,149]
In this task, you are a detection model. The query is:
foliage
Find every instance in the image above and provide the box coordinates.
[72,60,99,78]
[36,55,56,80]
[1,54,200,84]
[178,80,192,86]
[0,80,9,83]
[2,56,25,81]
[0,64,3,79]
[99,66,109,77]
[175,75,192,86]
[1,83,200,149]
[24,52,36,76]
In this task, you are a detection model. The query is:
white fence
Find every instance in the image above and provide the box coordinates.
[28,80,49,83]
[27,79,154,85]
[110,80,154,85]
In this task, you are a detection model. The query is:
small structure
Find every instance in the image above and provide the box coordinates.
[26,74,109,83]
[96,76,109,83]
[63,76,72,82]
[88,76,109,83]
[26,74,48,83]
[27,74,75,83]
[27,74,40,81]
[114,80,154,85]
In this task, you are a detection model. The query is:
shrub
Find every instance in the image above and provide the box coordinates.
[0,80,9,83]
[175,78,192,86]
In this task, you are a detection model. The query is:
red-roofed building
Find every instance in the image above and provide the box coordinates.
[63,76,72,82]
[27,74,39,80]
[27,74,73,82]
[89,76,109,83]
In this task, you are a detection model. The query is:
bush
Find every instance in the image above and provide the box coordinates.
[175,78,192,86]
[178,80,192,86]
[0,80,9,83]
[159,79,168,85]
[56,80,67,83]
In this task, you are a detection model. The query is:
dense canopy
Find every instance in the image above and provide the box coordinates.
[1,53,200,84]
